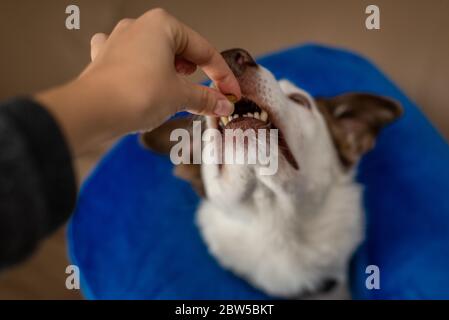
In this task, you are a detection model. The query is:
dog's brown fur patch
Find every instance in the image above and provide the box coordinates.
[316,93,403,168]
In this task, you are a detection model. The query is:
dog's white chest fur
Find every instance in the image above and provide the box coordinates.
[196,177,364,298]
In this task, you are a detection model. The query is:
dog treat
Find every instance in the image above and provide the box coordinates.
[225,94,238,104]
[209,82,239,104]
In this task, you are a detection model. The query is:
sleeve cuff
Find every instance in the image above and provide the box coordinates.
[1,98,77,234]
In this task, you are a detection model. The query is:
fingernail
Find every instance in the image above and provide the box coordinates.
[214,99,234,116]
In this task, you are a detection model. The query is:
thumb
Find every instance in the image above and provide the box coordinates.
[182,82,235,117]
[90,33,108,61]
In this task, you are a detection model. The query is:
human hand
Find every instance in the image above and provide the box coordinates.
[36,8,240,156]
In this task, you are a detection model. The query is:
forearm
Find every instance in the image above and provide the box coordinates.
[35,72,131,157]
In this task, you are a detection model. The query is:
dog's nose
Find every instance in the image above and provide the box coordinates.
[221,48,257,77]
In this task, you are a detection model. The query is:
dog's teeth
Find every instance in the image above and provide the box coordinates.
[243,114,248,117]
[221,117,229,126]
[254,112,260,119]
[228,116,233,122]
[234,114,239,119]
[260,111,268,122]
[247,113,254,118]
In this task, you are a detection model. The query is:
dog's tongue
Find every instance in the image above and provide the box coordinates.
[224,117,269,131]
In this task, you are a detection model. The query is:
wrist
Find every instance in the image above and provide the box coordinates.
[35,74,128,157]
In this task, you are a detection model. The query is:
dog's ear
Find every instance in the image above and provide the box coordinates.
[139,117,206,197]
[316,93,403,168]
[140,117,194,155]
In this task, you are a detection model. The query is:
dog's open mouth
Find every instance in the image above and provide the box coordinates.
[215,98,299,170]
[218,98,269,129]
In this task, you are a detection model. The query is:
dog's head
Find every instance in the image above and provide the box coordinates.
[141,49,402,210]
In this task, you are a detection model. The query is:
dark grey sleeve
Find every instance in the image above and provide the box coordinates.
[0,98,77,270]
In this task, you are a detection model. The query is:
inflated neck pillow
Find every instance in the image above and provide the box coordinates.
[69,44,449,299]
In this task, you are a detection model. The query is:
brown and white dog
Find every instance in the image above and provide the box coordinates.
[141,49,402,298]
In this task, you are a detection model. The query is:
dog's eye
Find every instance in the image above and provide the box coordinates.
[289,93,311,110]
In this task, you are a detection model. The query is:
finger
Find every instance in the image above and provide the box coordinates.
[112,18,135,33]
[90,33,108,61]
[175,56,197,75]
[182,81,235,116]
[171,21,241,99]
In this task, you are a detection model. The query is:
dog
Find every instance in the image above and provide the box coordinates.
[140,48,402,298]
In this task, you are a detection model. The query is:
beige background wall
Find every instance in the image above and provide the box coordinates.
[0,0,447,299]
